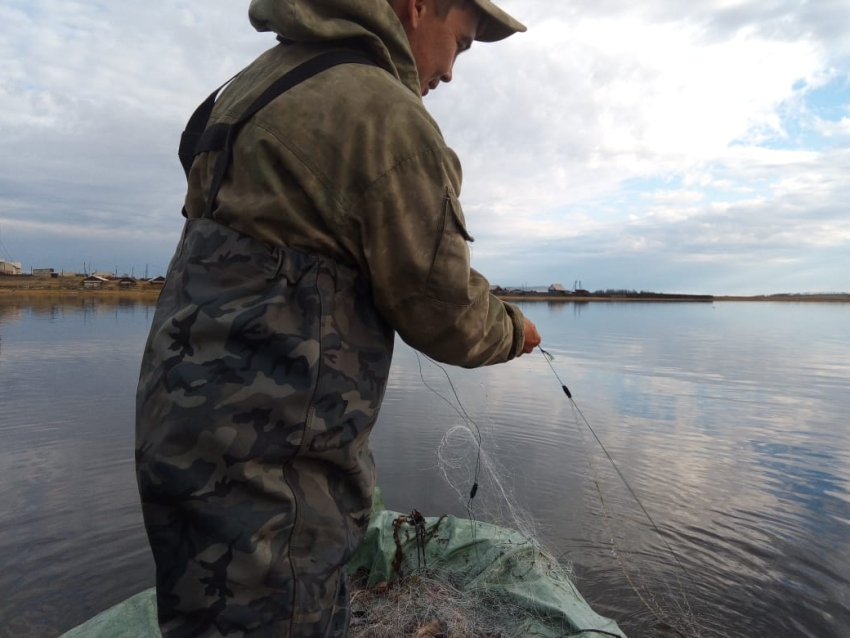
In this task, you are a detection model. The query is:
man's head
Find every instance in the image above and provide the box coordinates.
[389,0,526,97]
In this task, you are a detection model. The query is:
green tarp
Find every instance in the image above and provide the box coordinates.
[347,494,625,638]
[62,493,625,638]
[60,588,159,638]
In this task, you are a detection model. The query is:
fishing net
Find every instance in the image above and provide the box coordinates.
[343,354,627,638]
[346,500,626,638]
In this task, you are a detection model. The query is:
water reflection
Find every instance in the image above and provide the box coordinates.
[0,296,156,636]
[0,298,848,637]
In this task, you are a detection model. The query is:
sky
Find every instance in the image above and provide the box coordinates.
[1,0,848,295]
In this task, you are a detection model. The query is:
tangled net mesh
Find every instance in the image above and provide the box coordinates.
[347,358,581,638]
[350,571,519,638]
[347,428,570,637]
[347,513,583,638]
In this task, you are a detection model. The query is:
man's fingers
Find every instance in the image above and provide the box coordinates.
[521,318,542,355]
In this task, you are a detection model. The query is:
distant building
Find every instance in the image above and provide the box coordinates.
[0,261,22,275]
[572,280,590,296]
[548,283,568,295]
[92,270,115,279]
[118,277,137,288]
[33,268,55,278]
[147,276,166,286]
[82,275,108,289]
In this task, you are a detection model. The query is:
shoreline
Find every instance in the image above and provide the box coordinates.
[0,287,162,298]
[496,294,850,303]
[1,279,847,303]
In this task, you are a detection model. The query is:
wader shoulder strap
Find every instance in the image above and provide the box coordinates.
[178,76,236,180]
[177,50,378,219]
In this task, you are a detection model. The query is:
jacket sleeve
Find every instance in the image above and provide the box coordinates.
[355,145,525,368]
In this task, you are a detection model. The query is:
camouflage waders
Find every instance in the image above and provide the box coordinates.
[136,53,392,637]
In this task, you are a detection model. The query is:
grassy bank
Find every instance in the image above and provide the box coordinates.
[0,274,161,298]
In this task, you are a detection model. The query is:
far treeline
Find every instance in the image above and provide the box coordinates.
[493,287,713,301]
[492,287,850,302]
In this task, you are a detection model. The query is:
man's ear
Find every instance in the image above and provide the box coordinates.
[399,0,429,30]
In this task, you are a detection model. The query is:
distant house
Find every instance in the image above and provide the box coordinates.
[548,283,568,295]
[92,270,115,279]
[147,276,166,287]
[118,277,137,288]
[0,261,22,276]
[82,275,108,289]
[33,268,55,278]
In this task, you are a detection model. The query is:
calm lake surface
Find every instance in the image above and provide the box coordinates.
[1,296,848,637]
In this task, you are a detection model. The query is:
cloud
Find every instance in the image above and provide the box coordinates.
[1,0,848,294]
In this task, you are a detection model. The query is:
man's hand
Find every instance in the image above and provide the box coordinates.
[521,317,541,355]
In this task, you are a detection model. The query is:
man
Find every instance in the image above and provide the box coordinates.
[136,0,541,635]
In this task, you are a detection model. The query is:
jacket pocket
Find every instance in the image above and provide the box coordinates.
[424,186,476,304]
[444,186,474,242]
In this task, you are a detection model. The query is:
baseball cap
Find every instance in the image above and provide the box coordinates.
[470,0,527,42]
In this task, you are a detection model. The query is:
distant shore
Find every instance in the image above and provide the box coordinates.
[0,288,161,298]
[0,275,161,297]
[496,293,850,303]
[1,275,847,303]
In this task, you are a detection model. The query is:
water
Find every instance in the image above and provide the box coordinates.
[1,296,848,637]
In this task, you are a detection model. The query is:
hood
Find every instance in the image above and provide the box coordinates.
[248,0,420,96]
